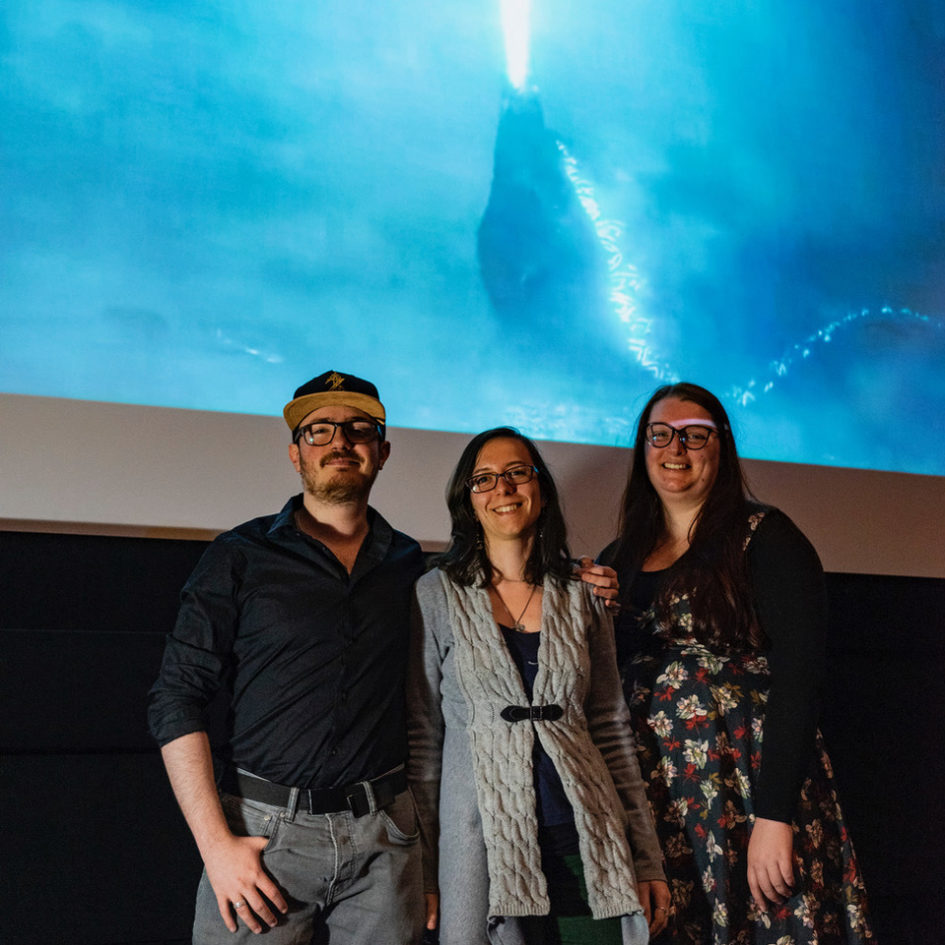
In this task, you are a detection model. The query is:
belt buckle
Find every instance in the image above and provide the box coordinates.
[345,781,372,817]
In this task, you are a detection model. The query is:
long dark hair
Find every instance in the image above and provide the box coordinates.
[610,383,763,649]
[438,427,573,587]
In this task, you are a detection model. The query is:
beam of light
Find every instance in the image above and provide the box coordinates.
[501,0,531,89]
[557,142,677,382]
[728,306,941,407]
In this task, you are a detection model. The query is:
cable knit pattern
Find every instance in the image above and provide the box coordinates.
[408,566,663,938]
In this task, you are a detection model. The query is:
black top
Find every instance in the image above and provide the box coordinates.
[147,496,424,789]
[601,508,827,822]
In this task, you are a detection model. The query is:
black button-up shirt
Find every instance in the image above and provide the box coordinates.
[148,496,424,789]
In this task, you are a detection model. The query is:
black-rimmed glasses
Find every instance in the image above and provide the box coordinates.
[466,464,538,493]
[645,423,716,450]
[295,419,384,447]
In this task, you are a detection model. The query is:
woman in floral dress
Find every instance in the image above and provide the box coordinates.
[599,383,875,945]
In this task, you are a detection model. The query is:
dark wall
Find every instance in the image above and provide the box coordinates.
[1,532,208,945]
[818,572,945,945]
[1,530,942,945]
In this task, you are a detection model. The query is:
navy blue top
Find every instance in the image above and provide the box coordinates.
[500,624,576,832]
[148,495,424,789]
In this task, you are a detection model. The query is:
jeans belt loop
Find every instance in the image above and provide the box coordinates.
[354,778,378,816]
[285,786,300,823]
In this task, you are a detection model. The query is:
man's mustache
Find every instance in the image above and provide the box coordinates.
[320,450,359,467]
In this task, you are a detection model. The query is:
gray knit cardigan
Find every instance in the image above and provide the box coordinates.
[407,568,664,944]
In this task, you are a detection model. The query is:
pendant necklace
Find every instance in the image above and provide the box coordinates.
[494,582,537,633]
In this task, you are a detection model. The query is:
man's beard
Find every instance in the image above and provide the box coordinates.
[299,450,377,505]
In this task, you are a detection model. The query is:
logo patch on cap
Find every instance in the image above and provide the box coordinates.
[326,371,346,391]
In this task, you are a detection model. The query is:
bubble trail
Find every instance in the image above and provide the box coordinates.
[728,306,943,407]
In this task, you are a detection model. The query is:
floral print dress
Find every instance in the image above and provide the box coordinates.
[617,522,875,945]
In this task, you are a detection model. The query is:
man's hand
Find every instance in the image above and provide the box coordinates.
[574,557,621,608]
[636,879,672,937]
[204,833,288,933]
[160,733,289,932]
[747,817,795,912]
[424,892,438,931]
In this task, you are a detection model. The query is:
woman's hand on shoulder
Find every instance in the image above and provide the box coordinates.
[747,817,795,911]
[574,556,621,609]
[636,879,671,937]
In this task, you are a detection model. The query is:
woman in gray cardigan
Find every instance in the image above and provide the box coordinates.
[407,427,669,945]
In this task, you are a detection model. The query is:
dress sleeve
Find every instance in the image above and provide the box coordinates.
[583,593,666,883]
[146,537,241,746]
[748,510,828,822]
[406,572,450,895]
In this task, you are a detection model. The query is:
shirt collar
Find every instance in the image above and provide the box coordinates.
[268,495,394,565]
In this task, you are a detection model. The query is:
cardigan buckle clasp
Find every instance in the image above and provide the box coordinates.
[500,704,563,723]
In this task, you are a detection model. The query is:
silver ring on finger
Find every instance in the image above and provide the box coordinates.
[233,901,246,909]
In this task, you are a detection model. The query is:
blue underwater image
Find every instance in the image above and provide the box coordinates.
[2,0,944,474]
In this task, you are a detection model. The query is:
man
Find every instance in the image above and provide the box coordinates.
[148,371,426,944]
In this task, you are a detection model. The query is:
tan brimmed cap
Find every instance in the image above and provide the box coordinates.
[283,370,386,433]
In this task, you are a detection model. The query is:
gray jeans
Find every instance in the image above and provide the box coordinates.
[192,787,424,945]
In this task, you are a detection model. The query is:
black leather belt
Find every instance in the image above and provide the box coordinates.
[501,704,564,722]
[224,767,406,817]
